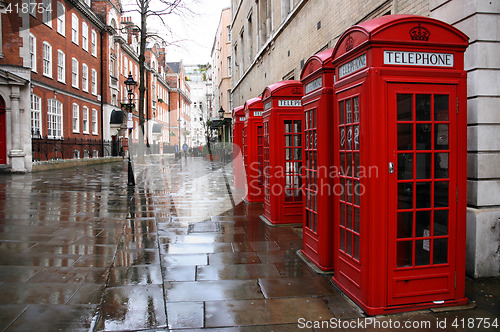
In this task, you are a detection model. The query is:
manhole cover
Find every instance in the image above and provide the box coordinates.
[188,221,222,233]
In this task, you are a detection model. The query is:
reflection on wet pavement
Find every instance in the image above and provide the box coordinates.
[0,156,498,331]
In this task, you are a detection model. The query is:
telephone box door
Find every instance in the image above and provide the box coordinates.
[388,83,458,305]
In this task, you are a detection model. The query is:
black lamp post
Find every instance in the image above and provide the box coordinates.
[124,72,136,186]
[177,118,181,153]
[218,107,225,143]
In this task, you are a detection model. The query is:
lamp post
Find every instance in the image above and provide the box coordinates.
[177,118,181,153]
[124,72,137,186]
[218,107,225,144]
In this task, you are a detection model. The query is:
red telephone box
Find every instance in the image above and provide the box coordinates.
[330,15,468,315]
[232,106,246,189]
[260,80,304,225]
[299,49,336,271]
[243,97,265,203]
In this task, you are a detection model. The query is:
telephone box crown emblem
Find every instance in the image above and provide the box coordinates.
[346,35,354,51]
[409,23,430,41]
[291,87,302,95]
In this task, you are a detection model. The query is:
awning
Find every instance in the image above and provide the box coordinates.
[152,122,163,134]
[110,110,124,125]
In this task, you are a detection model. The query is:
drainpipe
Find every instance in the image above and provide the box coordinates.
[100,30,105,156]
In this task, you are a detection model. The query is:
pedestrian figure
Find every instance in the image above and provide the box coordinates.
[182,143,188,159]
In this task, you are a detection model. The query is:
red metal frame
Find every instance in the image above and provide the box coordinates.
[243,97,265,203]
[331,14,469,315]
[232,106,246,189]
[299,49,336,270]
[261,80,304,225]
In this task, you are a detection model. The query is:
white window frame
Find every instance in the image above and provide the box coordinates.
[91,30,97,57]
[82,106,89,134]
[57,50,65,83]
[82,22,88,51]
[72,103,79,133]
[42,42,52,78]
[82,64,88,92]
[42,0,52,27]
[71,13,79,45]
[72,57,79,88]
[47,99,63,139]
[31,94,42,137]
[57,2,65,36]
[29,34,37,72]
[91,108,98,135]
[91,69,97,95]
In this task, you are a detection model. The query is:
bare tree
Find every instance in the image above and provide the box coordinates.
[122,0,194,156]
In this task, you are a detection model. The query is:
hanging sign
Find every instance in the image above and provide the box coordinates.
[127,113,134,129]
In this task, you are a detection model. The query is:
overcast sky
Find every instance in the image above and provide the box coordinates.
[122,0,231,65]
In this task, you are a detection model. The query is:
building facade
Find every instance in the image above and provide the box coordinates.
[229,0,500,277]
[185,64,213,148]
[166,61,192,149]
[0,0,192,168]
[211,7,232,118]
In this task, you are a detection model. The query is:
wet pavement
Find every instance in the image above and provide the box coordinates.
[0,155,498,331]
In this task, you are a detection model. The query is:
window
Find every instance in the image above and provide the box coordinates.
[124,56,128,75]
[92,109,98,134]
[91,69,97,95]
[227,26,231,42]
[57,50,65,83]
[42,0,52,27]
[71,14,78,44]
[47,99,63,139]
[31,94,42,137]
[29,34,36,72]
[42,42,52,77]
[82,106,89,133]
[72,103,79,132]
[72,58,78,88]
[82,22,88,51]
[57,2,65,35]
[228,56,231,76]
[91,30,97,56]
[82,64,88,92]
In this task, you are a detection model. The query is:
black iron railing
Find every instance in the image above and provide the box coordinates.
[31,136,117,162]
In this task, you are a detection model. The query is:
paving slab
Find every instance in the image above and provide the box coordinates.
[0,156,498,331]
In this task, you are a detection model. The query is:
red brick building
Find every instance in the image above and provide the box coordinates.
[0,0,188,170]
[166,61,192,149]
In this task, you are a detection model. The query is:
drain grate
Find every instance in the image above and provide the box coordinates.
[188,221,222,233]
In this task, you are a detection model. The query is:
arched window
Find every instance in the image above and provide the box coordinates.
[71,13,79,44]
[57,2,65,35]
[42,42,52,78]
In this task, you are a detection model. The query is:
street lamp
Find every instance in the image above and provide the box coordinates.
[218,107,225,144]
[177,118,181,153]
[124,72,136,186]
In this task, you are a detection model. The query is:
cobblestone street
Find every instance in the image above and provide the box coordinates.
[0,156,498,331]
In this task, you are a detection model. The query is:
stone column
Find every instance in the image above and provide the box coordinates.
[8,85,26,172]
